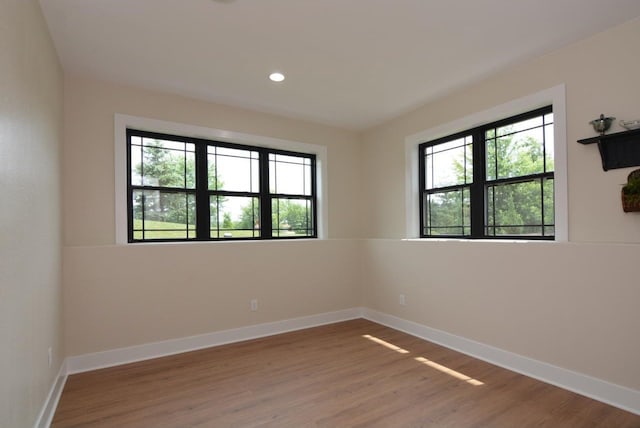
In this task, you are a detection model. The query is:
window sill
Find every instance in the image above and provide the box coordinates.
[402,238,558,244]
[122,237,321,246]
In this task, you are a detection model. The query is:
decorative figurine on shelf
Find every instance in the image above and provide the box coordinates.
[589,113,615,135]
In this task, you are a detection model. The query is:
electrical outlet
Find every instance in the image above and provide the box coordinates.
[250,299,258,311]
[48,347,52,368]
[399,294,406,306]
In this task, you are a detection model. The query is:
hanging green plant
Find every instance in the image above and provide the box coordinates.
[622,169,640,212]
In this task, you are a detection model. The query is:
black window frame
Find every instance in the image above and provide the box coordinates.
[419,106,554,240]
[127,129,317,243]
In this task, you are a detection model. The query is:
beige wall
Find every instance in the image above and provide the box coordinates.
[63,240,362,356]
[361,18,640,390]
[362,240,639,390]
[0,1,63,427]
[62,77,363,356]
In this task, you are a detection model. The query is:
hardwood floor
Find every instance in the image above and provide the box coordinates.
[52,319,640,427]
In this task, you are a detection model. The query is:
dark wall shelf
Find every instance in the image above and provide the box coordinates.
[578,128,640,171]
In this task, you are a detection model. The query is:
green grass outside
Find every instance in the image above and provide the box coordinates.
[133,219,294,239]
[133,219,195,239]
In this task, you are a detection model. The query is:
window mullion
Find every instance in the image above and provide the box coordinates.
[195,143,209,240]
[126,130,134,242]
[311,158,318,237]
[470,127,485,238]
[418,145,426,237]
[259,150,272,239]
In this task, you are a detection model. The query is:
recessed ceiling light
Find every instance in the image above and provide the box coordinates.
[269,72,285,83]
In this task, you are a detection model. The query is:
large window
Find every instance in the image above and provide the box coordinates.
[128,129,316,242]
[419,106,554,239]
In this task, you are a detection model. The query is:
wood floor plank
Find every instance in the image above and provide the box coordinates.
[52,319,640,427]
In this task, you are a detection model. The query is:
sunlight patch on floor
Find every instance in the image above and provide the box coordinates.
[362,334,484,386]
[415,356,484,386]
[362,335,410,354]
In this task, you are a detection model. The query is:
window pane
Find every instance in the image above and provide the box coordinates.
[488,112,554,181]
[424,136,472,190]
[486,137,497,181]
[543,178,554,228]
[493,127,545,179]
[208,146,259,192]
[423,188,470,236]
[134,138,195,189]
[544,124,554,172]
[141,137,190,151]
[185,151,196,188]
[210,196,260,239]
[304,158,312,195]
[487,225,543,236]
[486,180,546,236]
[272,198,314,237]
[269,154,313,195]
[132,190,196,239]
[130,142,143,186]
[496,116,543,137]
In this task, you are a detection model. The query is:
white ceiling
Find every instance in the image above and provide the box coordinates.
[39,0,640,130]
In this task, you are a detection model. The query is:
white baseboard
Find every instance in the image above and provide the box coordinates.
[65,308,364,374]
[362,308,640,416]
[34,360,67,428]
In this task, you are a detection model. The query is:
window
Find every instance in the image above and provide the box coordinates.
[127,129,316,242]
[419,106,554,239]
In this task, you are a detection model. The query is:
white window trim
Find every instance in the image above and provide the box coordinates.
[114,114,329,244]
[404,84,568,242]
